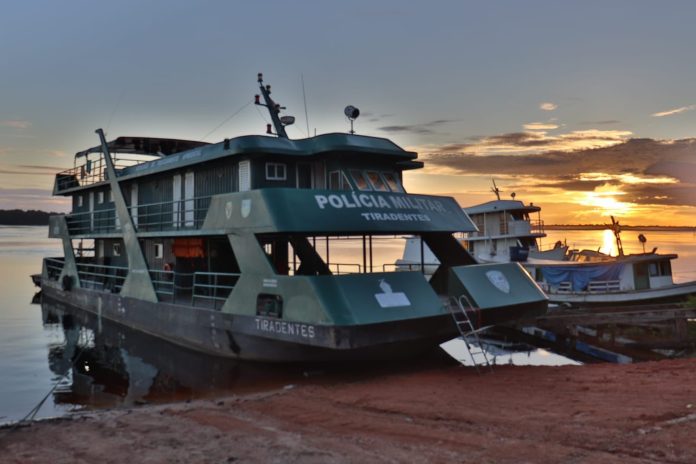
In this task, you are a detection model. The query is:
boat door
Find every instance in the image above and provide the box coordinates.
[633,262,650,290]
[184,172,195,227]
[297,163,313,188]
[239,160,251,191]
[173,174,182,228]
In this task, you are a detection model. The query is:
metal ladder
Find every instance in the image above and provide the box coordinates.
[448,295,493,373]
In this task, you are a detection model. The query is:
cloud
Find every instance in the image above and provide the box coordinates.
[0,163,66,175]
[423,138,696,208]
[540,102,557,111]
[651,105,695,117]
[378,119,457,135]
[419,128,632,157]
[0,120,31,129]
[524,122,560,131]
[578,120,620,126]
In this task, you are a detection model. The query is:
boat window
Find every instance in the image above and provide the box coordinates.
[77,195,83,208]
[366,171,388,191]
[350,170,370,190]
[265,162,287,181]
[154,243,163,259]
[257,294,283,318]
[328,170,352,191]
[97,191,104,204]
[649,260,673,277]
[381,172,403,192]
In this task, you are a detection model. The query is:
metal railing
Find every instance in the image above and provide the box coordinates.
[45,258,65,281]
[65,195,212,235]
[468,218,545,238]
[75,262,128,292]
[192,272,240,309]
[134,196,211,232]
[54,153,159,193]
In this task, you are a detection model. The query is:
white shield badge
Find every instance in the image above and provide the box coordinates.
[225,201,233,219]
[486,270,510,294]
[241,199,252,218]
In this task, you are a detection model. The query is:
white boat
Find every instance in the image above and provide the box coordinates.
[398,185,696,307]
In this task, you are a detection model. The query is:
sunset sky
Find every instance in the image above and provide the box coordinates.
[1,1,695,225]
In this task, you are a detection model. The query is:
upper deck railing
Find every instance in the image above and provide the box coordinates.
[65,195,213,235]
[54,153,160,193]
[469,218,545,239]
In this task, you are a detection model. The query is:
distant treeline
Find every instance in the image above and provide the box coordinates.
[0,209,55,225]
[547,224,696,232]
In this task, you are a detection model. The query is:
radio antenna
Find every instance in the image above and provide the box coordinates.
[301,73,310,138]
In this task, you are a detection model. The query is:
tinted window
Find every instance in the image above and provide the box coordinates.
[366,171,388,191]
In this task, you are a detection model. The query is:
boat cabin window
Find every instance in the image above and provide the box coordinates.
[328,170,351,191]
[350,170,370,190]
[154,243,163,259]
[77,195,83,208]
[366,171,388,191]
[649,260,672,277]
[382,172,403,192]
[97,191,104,204]
[265,162,287,181]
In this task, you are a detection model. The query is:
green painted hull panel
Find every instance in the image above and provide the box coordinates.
[203,189,476,233]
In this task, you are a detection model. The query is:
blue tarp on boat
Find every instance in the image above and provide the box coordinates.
[541,263,624,291]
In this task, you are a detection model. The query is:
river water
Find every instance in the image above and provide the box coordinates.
[0,226,694,424]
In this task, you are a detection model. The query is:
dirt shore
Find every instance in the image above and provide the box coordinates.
[3,358,696,463]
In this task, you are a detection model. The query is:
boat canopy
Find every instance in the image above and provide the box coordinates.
[76,137,210,158]
[541,263,625,291]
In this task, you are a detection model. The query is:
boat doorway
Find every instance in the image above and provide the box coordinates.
[634,262,651,290]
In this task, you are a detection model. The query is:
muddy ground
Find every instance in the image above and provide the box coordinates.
[2,357,696,463]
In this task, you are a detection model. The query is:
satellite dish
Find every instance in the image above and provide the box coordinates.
[280,116,295,126]
[344,105,360,120]
[344,105,360,134]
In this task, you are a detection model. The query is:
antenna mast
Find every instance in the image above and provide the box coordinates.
[610,216,624,256]
[255,73,290,139]
[491,179,501,200]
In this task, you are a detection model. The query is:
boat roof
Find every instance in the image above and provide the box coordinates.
[76,136,210,158]
[118,132,420,178]
[464,199,541,215]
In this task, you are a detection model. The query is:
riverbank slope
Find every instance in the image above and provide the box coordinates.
[3,358,696,463]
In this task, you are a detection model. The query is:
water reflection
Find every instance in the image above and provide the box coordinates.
[440,336,582,367]
[39,297,310,411]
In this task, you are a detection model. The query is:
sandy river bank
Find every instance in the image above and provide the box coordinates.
[2,357,696,463]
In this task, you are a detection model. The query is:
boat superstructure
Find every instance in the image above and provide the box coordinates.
[532,217,696,306]
[400,187,696,308]
[398,184,567,272]
[39,74,547,361]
